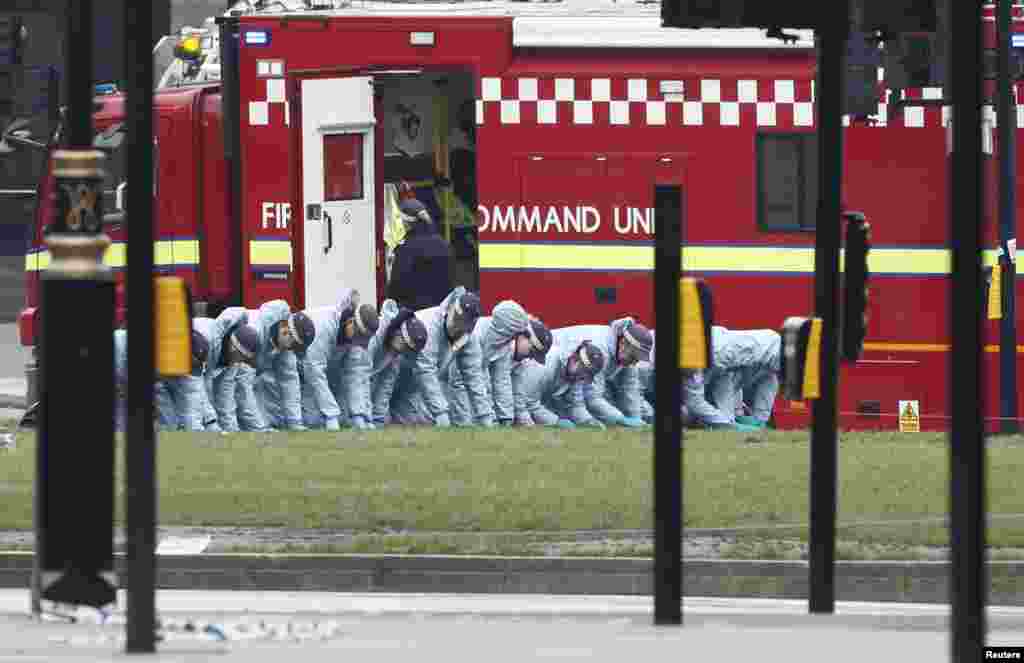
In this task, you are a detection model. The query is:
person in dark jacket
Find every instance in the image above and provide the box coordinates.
[385,198,454,311]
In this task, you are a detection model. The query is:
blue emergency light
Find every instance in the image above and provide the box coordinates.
[244,30,271,46]
[94,82,118,96]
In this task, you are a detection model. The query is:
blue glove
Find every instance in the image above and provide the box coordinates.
[727,422,761,433]
[324,417,341,431]
[556,418,576,430]
[735,415,767,429]
[434,413,451,428]
[619,416,646,428]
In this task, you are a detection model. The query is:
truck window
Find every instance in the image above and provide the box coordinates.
[756,132,817,231]
[323,133,363,201]
[93,123,127,218]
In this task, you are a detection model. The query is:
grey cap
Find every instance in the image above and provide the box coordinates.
[577,340,606,378]
[622,322,654,362]
[288,311,316,352]
[345,303,380,349]
[526,318,553,363]
[191,329,210,366]
[400,315,429,353]
[456,291,482,330]
[399,198,432,224]
[229,324,261,363]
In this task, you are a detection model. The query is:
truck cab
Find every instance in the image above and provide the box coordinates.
[12,80,235,406]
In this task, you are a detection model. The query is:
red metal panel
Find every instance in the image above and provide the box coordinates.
[199,91,235,306]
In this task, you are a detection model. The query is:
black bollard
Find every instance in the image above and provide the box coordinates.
[36,149,117,609]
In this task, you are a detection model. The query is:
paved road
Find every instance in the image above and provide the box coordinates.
[0,257,25,325]
[1,591,1022,662]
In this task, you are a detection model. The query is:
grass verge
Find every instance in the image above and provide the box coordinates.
[2,428,1024,548]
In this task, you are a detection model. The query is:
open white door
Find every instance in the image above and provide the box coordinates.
[300,75,377,309]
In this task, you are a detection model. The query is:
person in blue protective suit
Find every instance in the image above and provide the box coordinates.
[300,289,380,431]
[447,301,554,426]
[367,299,429,426]
[153,324,211,432]
[551,318,653,428]
[634,330,695,427]
[512,338,606,428]
[236,300,316,431]
[114,326,209,433]
[636,361,693,427]
[203,315,263,433]
[189,316,223,432]
[685,326,781,431]
[390,286,494,427]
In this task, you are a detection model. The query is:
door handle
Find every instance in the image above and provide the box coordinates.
[323,211,333,254]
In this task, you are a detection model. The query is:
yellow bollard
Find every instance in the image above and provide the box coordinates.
[679,277,713,370]
[780,316,823,401]
[801,317,823,400]
[154,276,191,376]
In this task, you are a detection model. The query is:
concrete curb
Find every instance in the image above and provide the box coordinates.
[2,553,1023,605]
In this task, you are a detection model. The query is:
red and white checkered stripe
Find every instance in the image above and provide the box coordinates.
[242,69,1024,129]
[476,75,1024,129]
[477,76,812,128]
[248,75,290,127]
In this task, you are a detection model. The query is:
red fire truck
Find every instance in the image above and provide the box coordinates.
[13,0,1024,431]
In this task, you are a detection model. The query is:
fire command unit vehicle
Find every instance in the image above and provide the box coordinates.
[13,0,1024,431]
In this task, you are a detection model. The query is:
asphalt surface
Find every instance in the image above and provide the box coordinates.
[0,322,30,413]
[3,591,1024,662]
[0,257,26,325]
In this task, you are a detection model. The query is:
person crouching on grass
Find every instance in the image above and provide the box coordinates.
[298,289,380,431]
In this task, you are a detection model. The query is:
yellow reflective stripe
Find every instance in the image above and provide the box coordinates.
[249,239,292,267]
[478,243,1003,275]
[171,240,200,266]
[24,240,202,271]
[105,242,127,268]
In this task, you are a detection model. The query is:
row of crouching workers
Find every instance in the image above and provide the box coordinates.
[113,288,781,434]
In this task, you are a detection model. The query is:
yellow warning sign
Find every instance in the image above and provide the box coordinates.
[988,264,1002,320]
[898,400,920,433]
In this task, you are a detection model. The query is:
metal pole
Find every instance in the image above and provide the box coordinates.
[653,184,683,625]
[66,1,92,148]
[949,0,986,658]
[124,0,157,653]
[997,0,1019,434]
[808,3,848,615]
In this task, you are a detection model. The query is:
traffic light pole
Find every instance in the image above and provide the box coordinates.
[997,0,1018,435]
[653,184,684,626]
[124,0,158,653]
[949,0,987,659]
[808,4,848,615]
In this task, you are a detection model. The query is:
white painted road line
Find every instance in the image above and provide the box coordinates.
[4,590,1024,621]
